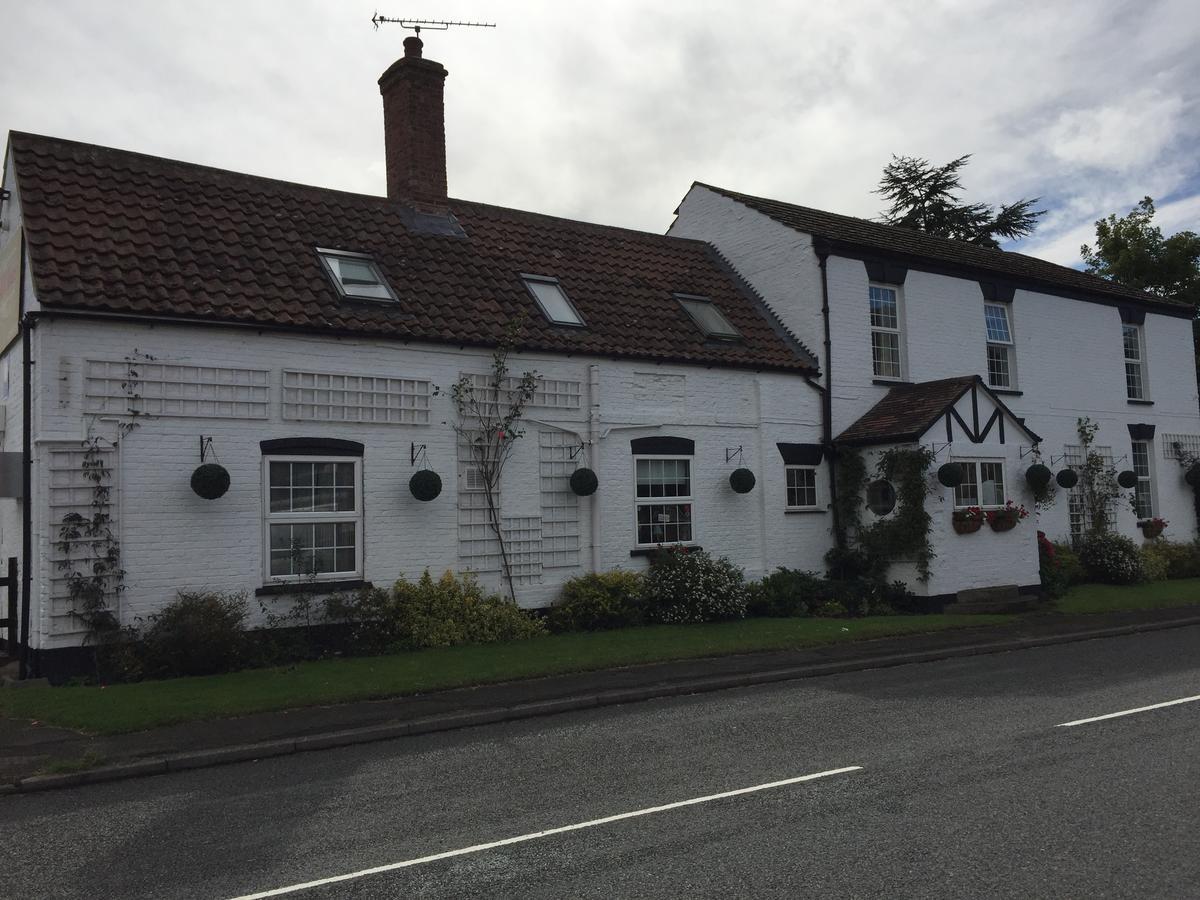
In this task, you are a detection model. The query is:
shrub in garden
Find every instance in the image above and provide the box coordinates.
[1142,540,1200,580]
[1051,541,1086,587]
[1139,544,1169,582]
[747,568,827,617]
[641,548,748,624]
[546,571,645,633]
[1078,533,1144,585]
[327,570,545,653]
[138,591,250,678]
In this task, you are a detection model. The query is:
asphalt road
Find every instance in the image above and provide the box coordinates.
[4,626,1199,899]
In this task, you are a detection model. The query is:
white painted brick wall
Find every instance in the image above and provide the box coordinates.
[29,316,827,648]
[673,183,1200,588]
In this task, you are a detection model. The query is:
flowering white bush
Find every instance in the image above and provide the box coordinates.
[642,548,748,624]
[1078,533,1144,585]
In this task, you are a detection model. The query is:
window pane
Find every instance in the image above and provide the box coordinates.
[636,502,692,545]
[786,467,816,508]
[986,344,1011,388]
[1132,442,1150,477]
[336,522,356,545]
[334,488,355,511]
[1122,324,1141,361]
[335,548,356,572]
[954,463,979,507]
[984,305,1012,343]
[869,286,898,329]
[1125,362,1144,399]
[526,279,583,325]
[269,523,294,552]
[336,463,355,485]
[980,462,1005,507]
[270,488,291,512]
[292,463,313,486]
[678,297,739,338]
[269,461,290,488]
[872,331,901,378]
[336,258,378,286]
[313,463,335,486]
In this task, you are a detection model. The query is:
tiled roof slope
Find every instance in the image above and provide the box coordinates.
[698,183,1188,313]
[835,375,978,446]
[6,132,815,373]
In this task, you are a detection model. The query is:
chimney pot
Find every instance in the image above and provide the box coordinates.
[378,44,449,212]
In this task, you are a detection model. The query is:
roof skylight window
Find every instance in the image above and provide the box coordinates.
[675,294,741,340]
[522,275,585,326]
[317,249,397,302]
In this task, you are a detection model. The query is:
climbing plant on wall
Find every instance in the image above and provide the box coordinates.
[1075,416,1122,536]
[57,349,155,662]
[448,322,539,603]
[833,445,936,582]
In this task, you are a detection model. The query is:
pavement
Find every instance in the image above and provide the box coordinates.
[2,621,1198,899]
[2,605,1199,793]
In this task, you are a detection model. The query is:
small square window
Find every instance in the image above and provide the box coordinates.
[522,275,585,326]
[317,249,397,302]
[676,294,741,340]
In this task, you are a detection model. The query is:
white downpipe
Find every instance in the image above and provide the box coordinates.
[588,365,601,573]
[755,376,767,578]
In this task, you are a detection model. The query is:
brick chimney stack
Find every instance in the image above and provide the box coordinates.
[378,36,449,211]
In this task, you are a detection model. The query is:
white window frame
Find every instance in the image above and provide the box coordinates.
[1123,323,1148,400]
[632,455,697,548]
[869,282,905,380]
[784,465,819,511]
[983,303,1017,389]
[675,293,741,341]
[952,458,1007,509]
[1131,439,1157,520]
[262,455,364,583]
[316,248,398,303]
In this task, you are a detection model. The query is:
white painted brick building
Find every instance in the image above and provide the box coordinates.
[670,184,1200,594]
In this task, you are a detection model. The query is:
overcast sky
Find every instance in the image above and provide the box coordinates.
[2,0,1197,265]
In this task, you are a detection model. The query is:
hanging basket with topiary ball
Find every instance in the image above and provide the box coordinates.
[409,469,442,502]
[729,467,756,494]
[936,462,964,488]
[1116,470,1138,489]
[191,463,230,500]
[1056,468,1078,489]
[1025,464,1052,490]
[569,467,598,497]
[1186,463,1200,487]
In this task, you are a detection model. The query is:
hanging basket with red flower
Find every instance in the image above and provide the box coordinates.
[985,500,1030,532]
[1140,516,1168,539]
[951,506,984,534]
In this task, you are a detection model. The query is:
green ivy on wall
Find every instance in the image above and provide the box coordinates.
[834,445,936,582]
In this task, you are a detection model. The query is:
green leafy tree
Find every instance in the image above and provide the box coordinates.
[875,154,1044,249]
[1080,197,1200,306]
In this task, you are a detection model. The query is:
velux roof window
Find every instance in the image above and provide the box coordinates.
[522,275,585,326]
[675,294,741,340]
[317,248,397,302]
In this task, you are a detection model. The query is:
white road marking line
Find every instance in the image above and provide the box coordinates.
[1056,693,1200,728]
[226,765,863,899]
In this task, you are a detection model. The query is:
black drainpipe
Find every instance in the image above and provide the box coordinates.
[18,316,33,679]
[812,237,841,546]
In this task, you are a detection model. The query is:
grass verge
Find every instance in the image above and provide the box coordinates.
[0,614,1012,735]
[1055,578,1200,615]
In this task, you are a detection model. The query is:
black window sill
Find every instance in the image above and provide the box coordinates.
[1127,399,1155,406]
[872,378,909,386]
[785,508,827,515]
[256,579,373,597]
[630,545,702,558]
[990,388,1023,396]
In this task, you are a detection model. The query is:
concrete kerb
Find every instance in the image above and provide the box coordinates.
[6,613,1200,796]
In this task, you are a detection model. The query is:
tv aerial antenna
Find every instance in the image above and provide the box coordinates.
[371,14,496,35]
